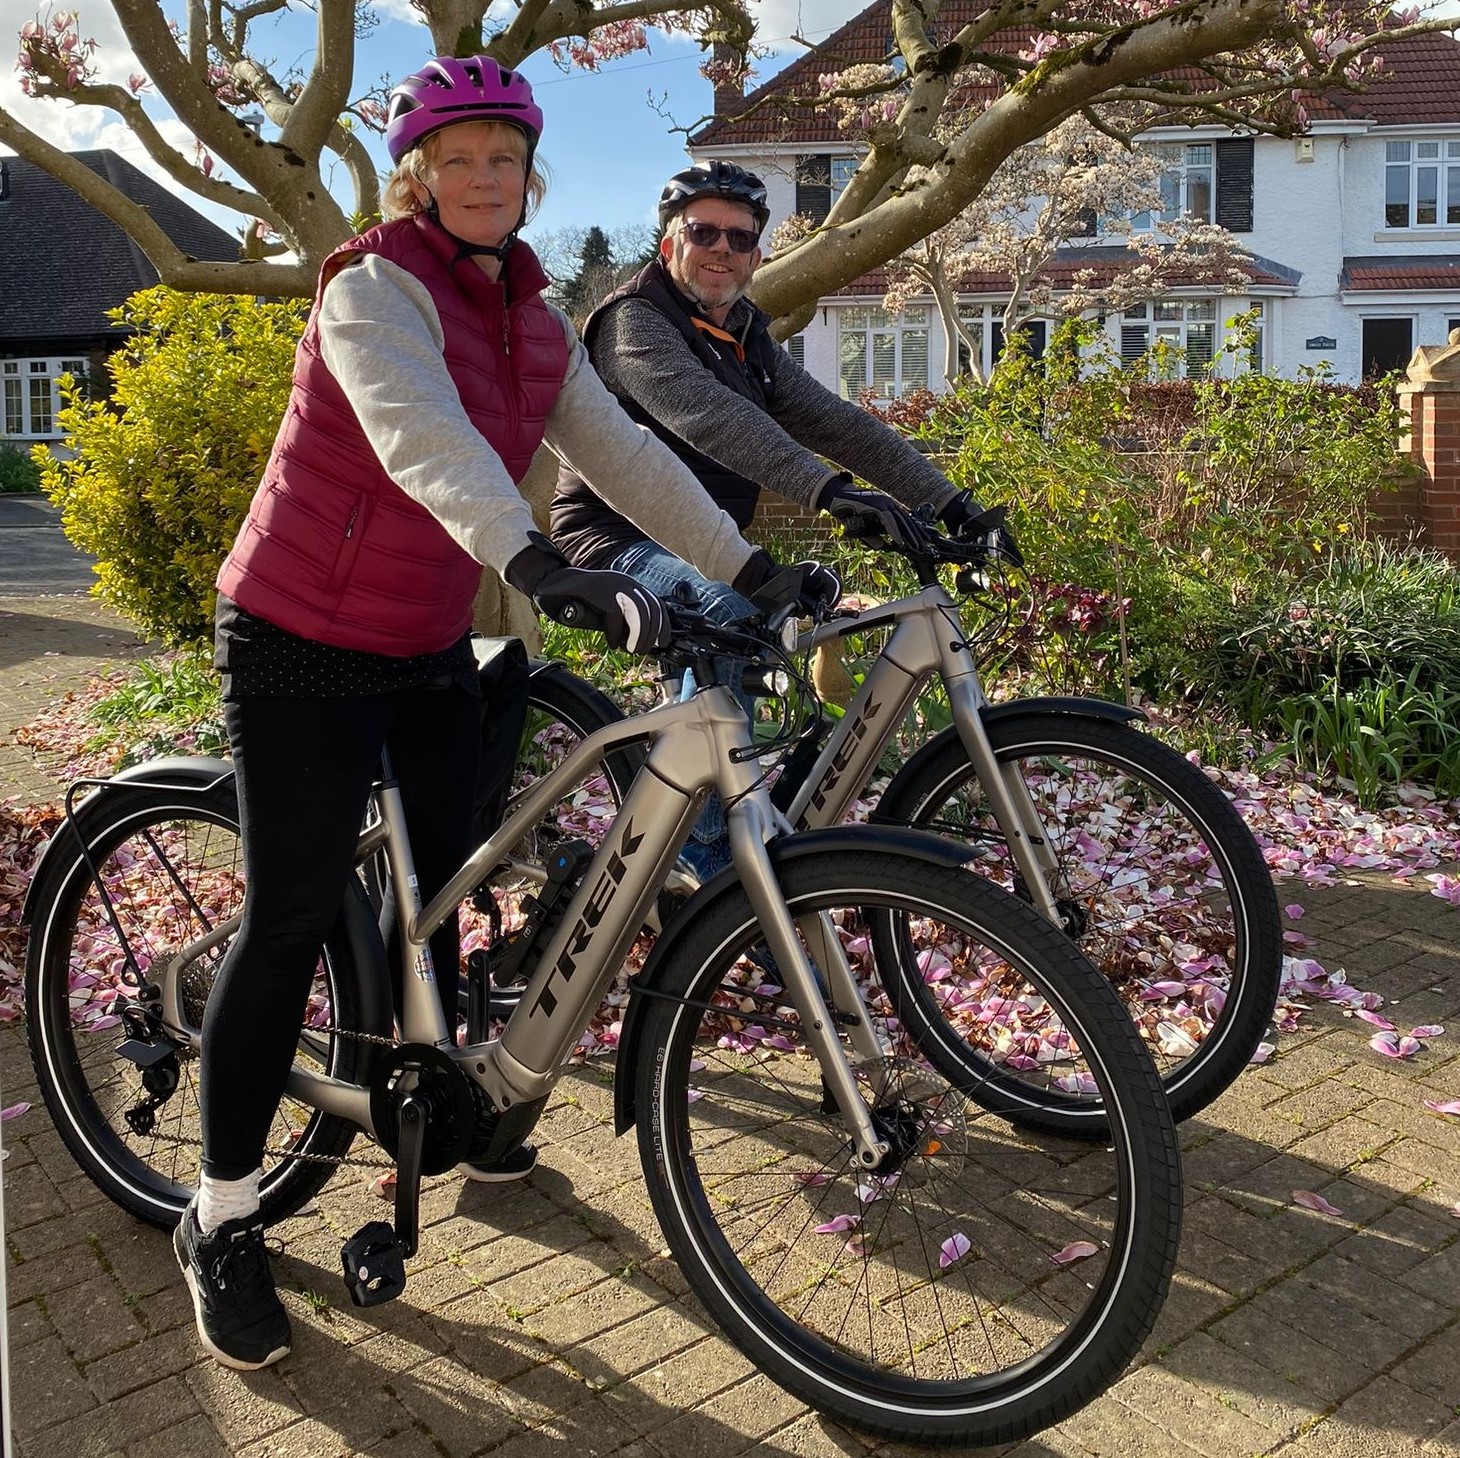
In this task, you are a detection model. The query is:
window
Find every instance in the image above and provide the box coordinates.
[1134,143,1214,229]
[1,356,87,439]
[838,306,929,400]
[1362,317,1413,379]
[1119,300,1217,377]
[795,155,858,224]
[785,334,805,369]
[957,306,1047,377]
[1384,139,1460,228]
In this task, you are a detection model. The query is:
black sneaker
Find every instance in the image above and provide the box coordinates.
[457,1141,538,1183]
[173,1196,291,1370]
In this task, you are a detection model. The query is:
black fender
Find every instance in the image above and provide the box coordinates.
[20,756,393,1044]
[613,823,976,1136]
[22,757,235,925]
[980,695,1146,728]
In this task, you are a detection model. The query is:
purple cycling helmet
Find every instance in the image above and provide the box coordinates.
[386,56,543,164]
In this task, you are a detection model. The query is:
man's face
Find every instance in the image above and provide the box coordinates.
[661,197,762,316]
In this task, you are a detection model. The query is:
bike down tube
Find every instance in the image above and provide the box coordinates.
[482,689,746,1109]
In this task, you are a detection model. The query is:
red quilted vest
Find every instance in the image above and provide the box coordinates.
[217,216,568,654]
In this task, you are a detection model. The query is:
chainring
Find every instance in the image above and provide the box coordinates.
[368,1043,478,1175]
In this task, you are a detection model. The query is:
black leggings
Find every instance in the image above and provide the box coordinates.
[199,682,479,1180]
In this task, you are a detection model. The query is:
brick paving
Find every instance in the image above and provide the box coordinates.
[3,590,1460,1458]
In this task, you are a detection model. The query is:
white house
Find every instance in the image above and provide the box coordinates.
[689,5,1460,397]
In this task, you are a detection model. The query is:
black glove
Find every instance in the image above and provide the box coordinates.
[940,496,1024,569]
[817,475,925,551]
[733,549,842,616]
[506,533,670,654]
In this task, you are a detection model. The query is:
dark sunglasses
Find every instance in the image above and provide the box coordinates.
[680,219,762,254]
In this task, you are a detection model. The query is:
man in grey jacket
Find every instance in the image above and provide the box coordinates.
[551,161,1011,876]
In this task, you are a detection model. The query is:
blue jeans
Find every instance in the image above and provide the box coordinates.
[610,540,756,855]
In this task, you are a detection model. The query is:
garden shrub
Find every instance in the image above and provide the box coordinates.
[0,443,43,494]
[39,288,307,645]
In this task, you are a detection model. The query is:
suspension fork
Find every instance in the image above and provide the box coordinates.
[729,800,890,1169]
[943,676,1065,924]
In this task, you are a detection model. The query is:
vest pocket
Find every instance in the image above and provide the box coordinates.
[326,492,368,591]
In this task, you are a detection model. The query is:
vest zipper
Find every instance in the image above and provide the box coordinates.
[344,505,359,538]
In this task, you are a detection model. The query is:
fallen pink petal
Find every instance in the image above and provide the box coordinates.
[814,1214,861,1235]
[1050,1240,1100,1266]
[1422,1099,1460,1116]
[793,1171,830,1187]
[1284,903,1305,919]
[0,1102,30,1121]
[1292,1189,1344,1216]
[939,1233,972,1268]
[1352,1009,1396,1030]
[1410,1025,1444,1039]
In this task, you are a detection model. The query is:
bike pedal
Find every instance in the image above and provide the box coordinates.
[340,1220,408,1307]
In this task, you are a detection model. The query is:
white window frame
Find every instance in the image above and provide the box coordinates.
[829,157,858,208]
[1119,299,1219,377]
[2,356,88,440]
[837,305,930,402]
[1133,142,1214,231]
[1384,138,1460,229]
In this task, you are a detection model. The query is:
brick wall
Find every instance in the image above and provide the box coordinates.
[1397,332,1460,561]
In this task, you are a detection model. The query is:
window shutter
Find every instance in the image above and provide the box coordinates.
[786,335,805,368]
[1120,326,1149,363]
[796,155,833,224]
[1214,139,1254,233]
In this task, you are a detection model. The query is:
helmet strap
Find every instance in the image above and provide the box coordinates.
[422,188,530,265]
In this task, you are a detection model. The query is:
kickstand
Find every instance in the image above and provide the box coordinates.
[340,1091,427,1307]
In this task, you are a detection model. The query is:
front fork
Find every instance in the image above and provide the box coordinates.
[728,800,891,1170]
[944,677,1066,925]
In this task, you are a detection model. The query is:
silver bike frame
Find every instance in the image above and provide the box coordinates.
[783,585,1065,924]
[281,681,893,1168]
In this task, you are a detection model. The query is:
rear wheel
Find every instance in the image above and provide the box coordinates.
[634,849,1182,1445]
[876,712,1282,1130]
[25,783,372,1229]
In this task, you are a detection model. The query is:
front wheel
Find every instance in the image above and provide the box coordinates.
[634,850,1182,1446]
[876,712,1282,1129]
[25,782,374,1229]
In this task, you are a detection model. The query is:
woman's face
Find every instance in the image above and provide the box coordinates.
[411,121,527,248]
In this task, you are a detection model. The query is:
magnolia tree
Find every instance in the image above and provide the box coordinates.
[3,1,1455,312]
[2,0,754,296]
[873,117,1254,382]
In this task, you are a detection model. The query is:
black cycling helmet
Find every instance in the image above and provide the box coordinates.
[658,161,770,233]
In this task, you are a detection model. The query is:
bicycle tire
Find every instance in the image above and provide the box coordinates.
[875,712,1282,1129]
[634,849,1182,1446]
[25,782,374,1229]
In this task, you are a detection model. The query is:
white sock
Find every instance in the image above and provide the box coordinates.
[197,1169,262,1232]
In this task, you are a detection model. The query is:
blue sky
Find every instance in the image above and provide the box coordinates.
[0,0,851,251]
[3,0,1458,256]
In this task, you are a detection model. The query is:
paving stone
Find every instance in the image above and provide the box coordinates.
[126,1414,233,1458]
[10,1334,97,1437]
[1285,1373,1457,1456]
[5,1297,55,1350]
[1331,1201,1459,1276]
[44,1273,149,1362]
[1298,1249,1452,1338]
[1160,1331,1323,1436]
[1209,1305,1376,1406]
[386,1356,523,1456]
[83,1326,200,1403]
[1111,1362,1279,1458]
[1387,1322,1460,1404]
[1056,1390,1212,1457]
[184,1361,307,1449]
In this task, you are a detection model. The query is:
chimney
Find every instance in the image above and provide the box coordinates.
[710,41,746,118]
[0,160,10,203]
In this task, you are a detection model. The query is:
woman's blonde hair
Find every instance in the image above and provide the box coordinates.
[382,119,548,222]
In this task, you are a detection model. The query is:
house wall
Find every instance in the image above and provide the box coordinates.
[709,117,1460,395]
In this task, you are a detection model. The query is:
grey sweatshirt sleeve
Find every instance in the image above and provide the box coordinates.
[591,299,959,515]
[539,305,755,588]
[317,254,540,579]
